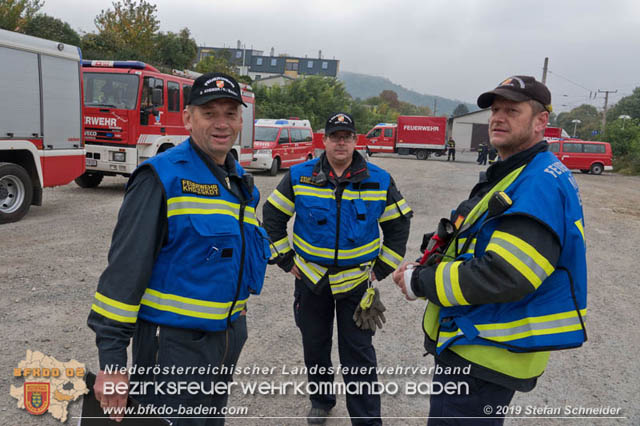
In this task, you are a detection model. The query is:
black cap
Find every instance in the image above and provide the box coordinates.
[325,112,356,135]
[187,72,247,107]
[477,75,552,112]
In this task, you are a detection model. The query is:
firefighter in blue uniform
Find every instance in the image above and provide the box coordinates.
[88,73,270,425]
[263,112,412,425]
[394,76,587,425]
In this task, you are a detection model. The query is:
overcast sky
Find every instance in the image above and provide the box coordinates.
[43,0,639,112]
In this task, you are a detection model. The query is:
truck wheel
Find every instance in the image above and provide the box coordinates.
[269,158,280,176]
[0,162,33,224]
[416,150,429,160]
[590,163,604,175]
[75,172,104,188]
[580,169,590,174]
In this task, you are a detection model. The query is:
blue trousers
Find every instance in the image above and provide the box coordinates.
[294,279,381,425]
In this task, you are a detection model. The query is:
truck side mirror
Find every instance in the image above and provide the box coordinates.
[152,88,162,106]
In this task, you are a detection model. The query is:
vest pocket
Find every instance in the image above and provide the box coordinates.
[297,196,331,244]
[244,226,270,295]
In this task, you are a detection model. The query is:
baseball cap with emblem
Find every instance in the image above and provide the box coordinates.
[325,112,356,136]
[187,72,247,107]
[477,75,552,112]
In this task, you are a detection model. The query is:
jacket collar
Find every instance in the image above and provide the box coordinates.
[312,151,369,183]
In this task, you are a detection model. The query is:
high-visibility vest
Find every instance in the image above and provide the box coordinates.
[136,140,270,331]
[423,151,587,379]
[284,159,394,295]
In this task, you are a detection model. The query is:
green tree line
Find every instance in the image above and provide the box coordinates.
[550,89,640,174]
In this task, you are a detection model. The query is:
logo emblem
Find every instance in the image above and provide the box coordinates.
[337,115,345,122]
[24,383,50,416]
[216,80,225,88]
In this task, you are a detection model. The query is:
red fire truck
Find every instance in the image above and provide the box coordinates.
[312,132,369,159]
[0,29,85,223]
[77,61,255,187]
[365,116,447,160]
[251,119,314,175]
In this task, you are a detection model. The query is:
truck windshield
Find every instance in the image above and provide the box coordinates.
[254,127,280,142]
[84,73,139,110]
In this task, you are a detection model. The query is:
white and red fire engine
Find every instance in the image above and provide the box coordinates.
[251,118,314,175]
[78,61,255,187]
[0,29,85,223]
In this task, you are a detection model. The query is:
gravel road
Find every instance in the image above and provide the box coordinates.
[2,152,638,425]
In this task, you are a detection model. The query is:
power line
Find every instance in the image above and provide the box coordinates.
[547,70,594,92]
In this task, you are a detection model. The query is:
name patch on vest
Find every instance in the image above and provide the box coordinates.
[299,176,322,186]
[181,179,220,196]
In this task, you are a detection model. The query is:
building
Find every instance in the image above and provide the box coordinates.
[448,109,491,152]
[196,41,339,83]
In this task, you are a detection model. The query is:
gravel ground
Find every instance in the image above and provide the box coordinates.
[2,151,639,425]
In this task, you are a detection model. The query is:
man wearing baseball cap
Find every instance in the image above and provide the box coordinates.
[264,112,412,424]
[88,73,269,424]
[394,76,587,424]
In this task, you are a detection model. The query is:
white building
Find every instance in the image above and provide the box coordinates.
[448,109,491,152]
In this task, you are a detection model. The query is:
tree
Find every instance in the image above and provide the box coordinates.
[152,28,197,71]
[555,104,601,140]
[22,14,80,46]
[194,50,237,77]
[94,0,159,62]
[452,103,469,117]
[380,90,400,109]
[607,87,640,121]
[0,0,43,31]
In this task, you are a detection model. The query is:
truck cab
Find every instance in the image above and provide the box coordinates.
[251,119,313,175]
[365,123,396,154]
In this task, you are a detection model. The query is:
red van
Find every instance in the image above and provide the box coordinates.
[548,140,612,175]
[251,119,314,175]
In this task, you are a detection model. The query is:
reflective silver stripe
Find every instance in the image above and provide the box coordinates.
[92,299,138,320]
[293,234,379,260]
[169,200,238,215]
[379,245,403,268]
[329,266,369,285]
[331,276,367,294]
[379,199,411,222]
[167,199,257,224]
[490,236,549,284]
[267,190,295,216]
[458,238,476,253]
[141,291,246,318]
[441,262,457,307]
[270,236,292,259]
[477,316,583,339]
[293,185,333,198]
[343,189,386,201]
[294,255,327,284]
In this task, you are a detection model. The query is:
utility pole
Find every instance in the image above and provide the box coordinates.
[433,99,437,115]
[542,57,549,84]
[598,89,617,131]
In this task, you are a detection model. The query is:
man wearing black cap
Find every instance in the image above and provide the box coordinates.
[393,76,587,424]
[88,73,270,425]
[263,112,412,424]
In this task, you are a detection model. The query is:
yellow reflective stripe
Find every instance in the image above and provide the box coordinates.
[493,231,554,276]
[329,266,369,285]
[167,196,258,225]
[379,199,412,223]
[343,189,386,201]
[575,219,585,241]
[331,275,367,294]
[91,304,137,323]
[461,166,526,230]
[270,236,292,259]
[141,288,247,320]
[94,291,140,312]
[486,243,543,288]
[448,261,469,305]
[293,185,334,198]
[293,234,380,260]
[294,255,327,284]
[267,190,295,216]
[435,262,453,307]
[379,245,403,269]
[458,238,477,253]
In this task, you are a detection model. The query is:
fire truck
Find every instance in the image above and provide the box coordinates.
[78,61,255,187]
[365,116,447,160]
[251,119,314,175]
[0,29,85,223]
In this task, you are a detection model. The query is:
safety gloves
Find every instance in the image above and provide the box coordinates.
[353,287,386,332]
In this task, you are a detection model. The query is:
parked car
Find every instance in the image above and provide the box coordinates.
[548,140,612,175]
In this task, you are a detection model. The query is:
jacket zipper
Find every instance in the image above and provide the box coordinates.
[223,201,246,364]
[333,184,345,266]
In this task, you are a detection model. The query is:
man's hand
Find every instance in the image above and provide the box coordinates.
[393,262,419,301]
[94,370,129,422]
[370,271,377,282]
[291,264,302,280]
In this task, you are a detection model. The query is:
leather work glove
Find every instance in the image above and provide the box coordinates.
[353,287,386,332]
